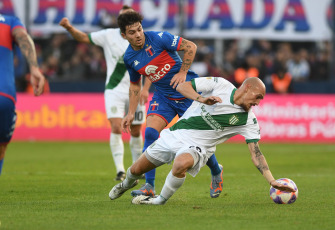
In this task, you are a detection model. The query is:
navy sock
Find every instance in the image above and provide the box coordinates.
[143,127,160,187]
[0,158,3,175]
[206,154,221,176]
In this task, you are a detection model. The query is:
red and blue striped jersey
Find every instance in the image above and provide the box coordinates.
[124,31,198,99]
[0,14,25,103]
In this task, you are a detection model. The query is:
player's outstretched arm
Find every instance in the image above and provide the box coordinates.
[12,27,45,96]
[248,142,296,192]
[170,39,197,89]
[59,17,90,43]
[176,82,221,105]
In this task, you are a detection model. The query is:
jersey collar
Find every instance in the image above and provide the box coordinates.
[230,88,237,105]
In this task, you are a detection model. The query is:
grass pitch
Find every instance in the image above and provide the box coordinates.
[1,142,334,230]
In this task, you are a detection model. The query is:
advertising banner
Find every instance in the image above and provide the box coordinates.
[0,0,333,41]
[12,93,335,143]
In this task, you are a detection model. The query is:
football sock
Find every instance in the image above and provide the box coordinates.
[0,159,3,175]
[110,133,125,173]
[130,134,143,163]
[155,171,185,205]
[143,127,160,187]
[206,154,221,176]
[123,167,141,188]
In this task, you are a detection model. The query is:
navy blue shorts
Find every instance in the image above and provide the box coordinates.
[147,92,193,124]
[0,96,16,143]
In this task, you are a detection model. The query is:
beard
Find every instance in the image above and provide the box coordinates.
[240,104,250,112]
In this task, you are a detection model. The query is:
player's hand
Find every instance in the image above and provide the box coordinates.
[140,89,149,105]
[121,114,134,133]
[198,96,222,105]
[170,72,187,89]
[270,180,297,193]
[59,17,71,30]
[30,66,45,96]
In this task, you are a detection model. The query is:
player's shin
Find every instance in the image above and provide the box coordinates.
[110,133,125,173]
[143,127,160,187]
[130,134,143,163]
[156,171,186,205]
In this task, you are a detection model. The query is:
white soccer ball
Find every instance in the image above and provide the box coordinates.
[269,178,298,204]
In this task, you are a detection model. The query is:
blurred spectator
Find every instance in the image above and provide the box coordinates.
[309,50,329,81]
[233,49,262,87]
[88,46,107,79]
[286,48,310,82]
[271,65,292,94]
[222,47,238,82]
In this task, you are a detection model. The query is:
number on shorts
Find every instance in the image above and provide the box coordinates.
[134,111,143,121]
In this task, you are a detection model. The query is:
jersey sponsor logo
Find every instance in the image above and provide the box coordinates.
[134,60,140,66]
[138,50,176,83]
[145,64,171,82]
[200,105,224,131]
[145,45,155,57]
[145,65,158,75]
[171,35,178,47]
[158,32,163,38]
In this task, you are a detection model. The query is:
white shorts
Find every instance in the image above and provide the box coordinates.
[144,129,210,177]
[104,89,146,125]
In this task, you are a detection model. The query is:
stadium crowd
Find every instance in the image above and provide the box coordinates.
[14,33,331,94]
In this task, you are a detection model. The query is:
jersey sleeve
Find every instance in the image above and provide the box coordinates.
[239,112,261,143]
[11,16,25,31]
[191,77,225,93]
[88,29,108,46]
[159,31,182,52]
[124,58,141,84]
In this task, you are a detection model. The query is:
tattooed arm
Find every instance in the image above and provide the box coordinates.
[59,18,90,43]
[248,142,296,192]
[170,38,197,89]
[12,27,45,96]
[121,81,142,133]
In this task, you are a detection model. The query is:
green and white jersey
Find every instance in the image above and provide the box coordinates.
[168,77,260,154]
[89,28,129,93]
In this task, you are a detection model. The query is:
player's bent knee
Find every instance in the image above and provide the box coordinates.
[172,154,194,177]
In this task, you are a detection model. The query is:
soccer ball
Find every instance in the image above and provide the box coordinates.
[269,178,298,204]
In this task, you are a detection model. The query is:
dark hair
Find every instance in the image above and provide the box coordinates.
[121,5,133,11]
[117,11,144,34]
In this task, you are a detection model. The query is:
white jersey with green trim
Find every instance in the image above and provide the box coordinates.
[167,77,261,155]
[89,28,130,93]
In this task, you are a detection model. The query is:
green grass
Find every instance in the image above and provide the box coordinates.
[1,142,334,230]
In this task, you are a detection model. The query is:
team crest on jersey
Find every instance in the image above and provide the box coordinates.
[229,115,239,125]
[149,101,159,111]
[145,45,155,57]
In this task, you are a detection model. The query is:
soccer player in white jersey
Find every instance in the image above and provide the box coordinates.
[109,77,296,204]
[59,5,148,181]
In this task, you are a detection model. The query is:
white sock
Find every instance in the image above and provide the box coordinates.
[123,167,141,188]
[110,133,125,173]
[130,134,143,163]
[154,171,186,205]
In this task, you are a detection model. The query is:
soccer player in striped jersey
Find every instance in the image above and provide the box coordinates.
[109,77,296,205]
[118,11,223,198]
[0,14,45,175]
[59,6,148,181]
